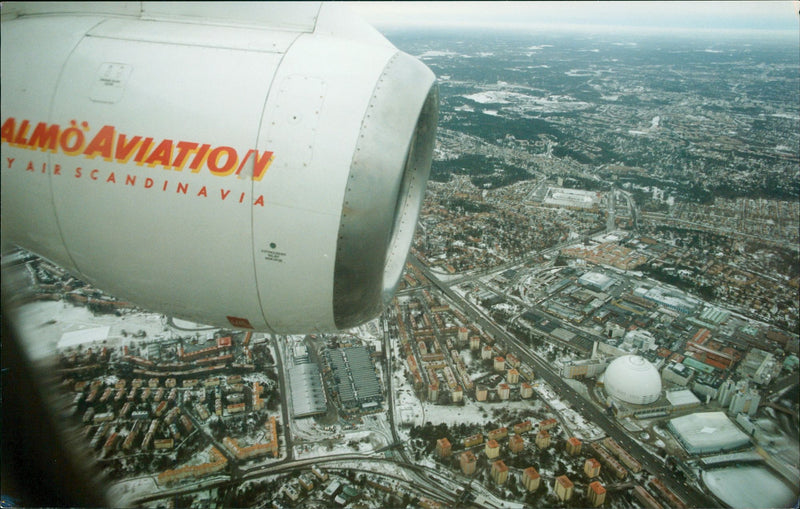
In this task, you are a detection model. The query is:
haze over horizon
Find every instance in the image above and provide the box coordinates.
[349,1,799,36]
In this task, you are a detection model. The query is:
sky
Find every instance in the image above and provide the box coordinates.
[347,1,800,34]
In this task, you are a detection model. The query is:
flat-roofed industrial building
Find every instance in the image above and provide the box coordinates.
[326,346,383,412]
[288,362,327,418]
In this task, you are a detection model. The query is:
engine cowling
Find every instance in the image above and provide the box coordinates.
[0,2,438,333]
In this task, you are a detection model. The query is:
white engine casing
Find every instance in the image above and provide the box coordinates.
[1,2,438,333]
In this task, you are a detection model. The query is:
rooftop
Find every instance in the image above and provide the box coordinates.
[556,475,574,488]
[493,460,508,472]
[288,362,327,418]
[668,412,750,454]
[524,467,540,479]
[666,389,701,407]
[589,481,606,494]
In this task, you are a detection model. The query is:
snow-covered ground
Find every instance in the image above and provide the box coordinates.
[294,428,388,460]
[559,406,605,441]
[107,475,159,507]
[532,380,606,440]
[9,300,207,362]
[394,379,425,429]
[242,372,276,389]
[419,398,497,427]
[11,301,160,360]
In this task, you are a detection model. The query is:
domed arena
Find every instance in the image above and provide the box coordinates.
[602,355,662,405]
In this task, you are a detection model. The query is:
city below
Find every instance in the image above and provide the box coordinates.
[2,25,799,509]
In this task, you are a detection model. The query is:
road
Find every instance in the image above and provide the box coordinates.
[410,255,718,508]
[382,313,404,452]
[271,335,294,462]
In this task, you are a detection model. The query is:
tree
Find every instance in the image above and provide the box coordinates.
[539,449,552,468]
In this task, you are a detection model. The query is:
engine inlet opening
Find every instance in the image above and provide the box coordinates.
[382,83,439,301]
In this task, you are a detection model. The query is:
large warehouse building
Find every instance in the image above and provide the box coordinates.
[326,346,383,412]
[288,363,327,418]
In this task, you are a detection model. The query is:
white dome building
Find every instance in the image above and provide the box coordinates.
[602,355,662,405]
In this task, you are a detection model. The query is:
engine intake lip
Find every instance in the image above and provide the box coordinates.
[333,51,438,330]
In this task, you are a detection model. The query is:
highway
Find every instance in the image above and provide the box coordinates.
[410,255,718,508]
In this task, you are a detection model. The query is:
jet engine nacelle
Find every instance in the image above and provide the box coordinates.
[1,2,438,333]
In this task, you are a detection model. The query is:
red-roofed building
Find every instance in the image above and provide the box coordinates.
[588,481,606,507]
[436,438,452,458]
[566,436,582,455]
[585,457,601,478]
[488,427,508,441]
[509,434,525,453]
[497,383,510,400]
[554,475,574,501]
[513,420,532,434]
[491,460,509,485]
[536,429,551,449]
[460,451,477,475]
[522,466,540,492]
[539,418,558,430]
[485,439,500,459]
